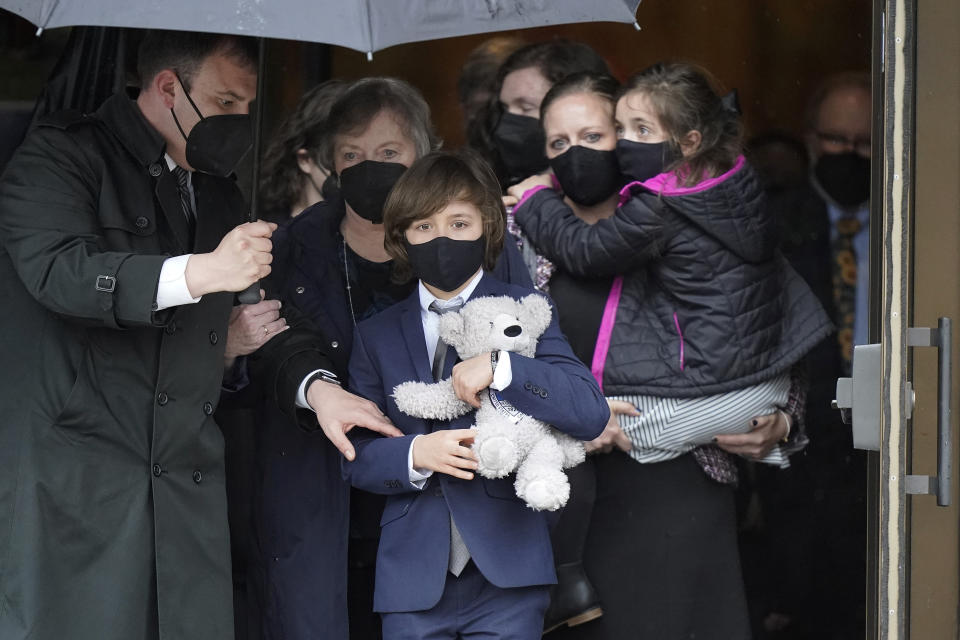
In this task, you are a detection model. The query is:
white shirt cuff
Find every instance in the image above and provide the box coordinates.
[296,369,339,410]
[490,351,512,391]
[155,254,201,311]
[408,435,433,488]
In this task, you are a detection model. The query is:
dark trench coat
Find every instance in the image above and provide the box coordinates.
[0,93,245,640]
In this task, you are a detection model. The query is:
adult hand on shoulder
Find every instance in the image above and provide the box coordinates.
[223,290,287,368]
[451,352,495,409]
[185,220,277,297]
[412,429,478,480]
[585,399,638,454]
[505,173,554,202]
[714,411,789,460]
[306,381,403,461]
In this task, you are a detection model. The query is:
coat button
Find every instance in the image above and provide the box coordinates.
[202,401,214,415]
[209,331,219,345]
[295,286,305,294]
[152,463,163,477]
[524,381,532,390]
[540,390,548,399]
[164,321,177,335]
[135,216,149,229]
[157,391,168,406]
[331,341,339,349]
[148,163,163,177]
[193,470,203,484]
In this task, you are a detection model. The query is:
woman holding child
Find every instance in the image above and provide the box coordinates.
[507,63,831,638]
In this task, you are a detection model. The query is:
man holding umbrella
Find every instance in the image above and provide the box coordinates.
[0,29,290,640]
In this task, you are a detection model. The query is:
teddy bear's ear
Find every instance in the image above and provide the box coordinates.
[518,294,553,338]
[438,311,466,348]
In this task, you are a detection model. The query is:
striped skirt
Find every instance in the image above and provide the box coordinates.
[610,373,792,468]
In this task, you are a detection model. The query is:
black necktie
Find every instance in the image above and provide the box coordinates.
[172,165,197,242]
[429,299,464,381]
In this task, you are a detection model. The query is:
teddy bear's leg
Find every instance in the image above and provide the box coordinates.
[555,431,586,469]
[474,414,520,479]
[515,436,570,511]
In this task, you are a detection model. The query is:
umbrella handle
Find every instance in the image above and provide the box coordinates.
[237,38,267,308]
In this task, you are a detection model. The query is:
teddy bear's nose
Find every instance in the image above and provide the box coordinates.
[504,325,522,338]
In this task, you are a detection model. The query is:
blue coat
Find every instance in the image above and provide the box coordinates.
[254,201,533,639]
[342,273,609,613]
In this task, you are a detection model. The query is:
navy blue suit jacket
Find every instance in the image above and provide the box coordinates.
[343,273,609,613]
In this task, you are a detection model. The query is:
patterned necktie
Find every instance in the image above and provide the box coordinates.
[429,299,464,381]
[832,216,861,374]
[428,298,470,576]
[171,165,197,241]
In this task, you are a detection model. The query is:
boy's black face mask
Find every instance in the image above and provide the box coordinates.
[171,73,253,177]
[338,160,408,224]
[404,236,486,292]
[492,111,549,181]
[549,145,622,206]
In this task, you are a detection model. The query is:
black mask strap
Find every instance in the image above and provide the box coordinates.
[170,72,205,142]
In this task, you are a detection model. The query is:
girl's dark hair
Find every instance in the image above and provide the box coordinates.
[320,77,441,172]
[383,149,505,284]
[258,80,345,221]
[620,62,743,186]
[539,71,621,123]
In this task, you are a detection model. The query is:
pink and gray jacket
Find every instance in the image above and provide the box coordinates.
[512,156,833,398]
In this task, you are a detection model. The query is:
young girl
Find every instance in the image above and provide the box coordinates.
[342,149,609,640]
[510,62,830,468]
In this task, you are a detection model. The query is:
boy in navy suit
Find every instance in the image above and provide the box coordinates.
[342,149,609,639]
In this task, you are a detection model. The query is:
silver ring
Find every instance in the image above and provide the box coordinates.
[262,325,269,337]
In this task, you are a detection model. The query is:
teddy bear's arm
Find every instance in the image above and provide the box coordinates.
[392,378,472,421]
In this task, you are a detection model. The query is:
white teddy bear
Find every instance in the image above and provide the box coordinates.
[392,294,585,511]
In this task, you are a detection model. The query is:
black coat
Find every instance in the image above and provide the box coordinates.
[0,94,244,640]
[514,159,833,397]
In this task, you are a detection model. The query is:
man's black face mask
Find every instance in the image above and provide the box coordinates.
[171,73,253,177]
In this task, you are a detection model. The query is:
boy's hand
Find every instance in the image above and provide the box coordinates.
[306,381,402,461]
[451,352,494,409]
[412,429,478,480]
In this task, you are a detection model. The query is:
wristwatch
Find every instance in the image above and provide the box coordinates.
[490,349,500,375]
[307,370,341,389]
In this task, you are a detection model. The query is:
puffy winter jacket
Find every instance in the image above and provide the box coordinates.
[513,156,833,397]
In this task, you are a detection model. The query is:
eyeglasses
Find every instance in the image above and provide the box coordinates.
[816,131,871,156]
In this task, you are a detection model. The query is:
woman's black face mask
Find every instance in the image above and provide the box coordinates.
[492,111,549,182]
[338,160,408,224]
[549,145,622,206]
[171,73,253,177]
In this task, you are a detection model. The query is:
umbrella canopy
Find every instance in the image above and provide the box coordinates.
[2,0,641,55]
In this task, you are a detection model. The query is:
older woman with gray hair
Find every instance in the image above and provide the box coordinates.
[254,76,532,640]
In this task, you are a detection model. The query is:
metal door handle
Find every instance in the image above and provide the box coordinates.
[905,317,953,506]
